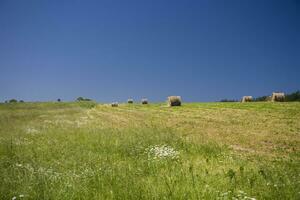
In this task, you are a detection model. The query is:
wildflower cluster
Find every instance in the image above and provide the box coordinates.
[25,127,38,134]
[217,190,256,200]
[13,138,33,146]
[11,194,24,200]
[42,116,90,128]
[146,145,179,160]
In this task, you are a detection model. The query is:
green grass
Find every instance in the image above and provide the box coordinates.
[0,102,299,199]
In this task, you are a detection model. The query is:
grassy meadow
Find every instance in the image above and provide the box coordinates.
[0,101,299,199]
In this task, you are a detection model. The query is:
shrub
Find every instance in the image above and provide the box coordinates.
[285,90,300,101]
[254,96,269,102]
[76,97,92,101]
[220,99,238,102]
[9,99,18,103]
[77,97,84,101]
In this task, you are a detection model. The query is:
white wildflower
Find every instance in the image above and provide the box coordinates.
[12,197,17,200]
[244,197,256,200]
[19,194,24,198]
[26,127,38,134]
[146,145,179,160]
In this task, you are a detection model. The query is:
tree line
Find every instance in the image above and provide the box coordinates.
[2,97,93,103]
[220,90,300,102]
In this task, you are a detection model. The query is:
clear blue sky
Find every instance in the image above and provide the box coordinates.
[0,0,299,102]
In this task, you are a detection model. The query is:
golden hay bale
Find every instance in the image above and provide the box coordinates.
[141,98,148,104]
[111,102,118,107]
[271,92,285,102]
[167,96,182,106]
[127,98,133,104]
[241,96,253,103]
[266,96,272,101]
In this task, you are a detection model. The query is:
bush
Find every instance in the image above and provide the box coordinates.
[76,97,92,101]
[220,99,238,102]
[254,96,269,102]
[8,99,18,103]
[285,91,300,101]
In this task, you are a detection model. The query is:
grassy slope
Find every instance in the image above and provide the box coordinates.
[0,102,299,199]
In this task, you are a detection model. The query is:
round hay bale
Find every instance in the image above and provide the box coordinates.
[271,92,285,102]
[241,96,253,103]
[141,98,148,104]
[127,98,133,104]
[111,102,118,107]
[167,96,182,106]
[266,96,272,101]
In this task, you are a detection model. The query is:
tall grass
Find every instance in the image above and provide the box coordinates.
[0,102,299,199]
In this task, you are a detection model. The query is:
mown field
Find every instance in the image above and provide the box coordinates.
[0,102,299,200]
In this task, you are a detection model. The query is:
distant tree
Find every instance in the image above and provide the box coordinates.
[76,97,92,101]
[253,91,300,102]
[285,90,300,102]
[76,97,85,101]
[9,99,18,103]
[4,100,8,103]
[19,100,24,103]
[57,98,61,102]
[220,99,238,102]
[254,96,269,102]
